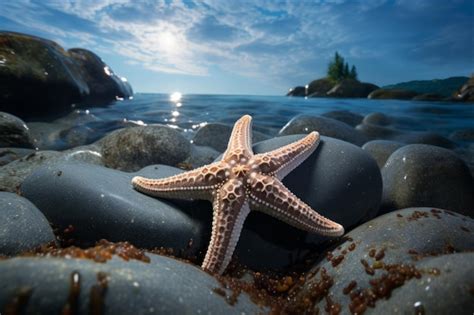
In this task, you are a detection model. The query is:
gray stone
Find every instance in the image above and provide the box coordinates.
[321,110,363,127]
[362,140,405,168]
[0,254,261,314]
[0,147,35,166]
[381,144,474,216]
[97,125,191,172]
[294,207,474,314]
[193,123,270,152]
[0,192,55,255]
[362,112,392,126]
[0,112,33,148]
[0,145,103,192]
[183,145,221,169]
[21,162,208,252]
[279,115,368,146]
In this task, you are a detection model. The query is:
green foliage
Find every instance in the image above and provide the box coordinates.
[326,52,358,82]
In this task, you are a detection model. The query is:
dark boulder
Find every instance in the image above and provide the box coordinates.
[326,79,379,98]
[286,86,306,96]
[307,78,334,97]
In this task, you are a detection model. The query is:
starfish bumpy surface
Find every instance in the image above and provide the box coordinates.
[132,115,344,274]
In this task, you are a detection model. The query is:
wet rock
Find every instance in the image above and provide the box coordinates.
[0,147,35,167]
[253,135,382,229]
[356,123,454,149]
[193,123,269,152]
[97,125,191,172]
[326,79,379,98]
[279,115,368,146]
[183,145,220,169]
[321,110,363,127]
[0,112,33,148]
[362,112,392,126]
[368,88,419,100]
[293,207,474,315]
[286,86,306,96]
[21,162,209,252]
[362,140,405,168]
[0,255,261,314]
[0,32,132,119]
[0,191,55,255]
[27,121,66,150]
[381,144,474,216]
[0,146,103,192]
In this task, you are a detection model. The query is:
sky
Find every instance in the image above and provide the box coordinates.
[0,0,473,95]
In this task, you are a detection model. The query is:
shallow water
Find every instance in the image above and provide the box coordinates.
[86,93,473,140]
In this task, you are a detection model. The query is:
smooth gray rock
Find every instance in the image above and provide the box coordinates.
[381,144,474,216]
[253,135,382,227]
[98,125,191,172]
[0,146,103,192]
[279,115,368,146]
[321,110,363,127]
[0,192,55,255]
[362,140,405,168]
[362,112,392,126]
[295,207,474,314]
[21,162,208,252]
[356,123,454,149]
[193,123,269,152]
[183,145,220,169]
[0,147,35,166]
[0,254,261,314]
[0,112,33,148]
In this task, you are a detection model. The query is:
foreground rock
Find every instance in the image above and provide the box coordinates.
[291,208,474,314]
[0,31,132,119]
[362,140,405,168]
[0,192,55,255]
[21,135,381,270]
[321,110,363,127]
[381,144,474,216]
[0,254,261,314]
[97,125,191,172]
[0,112,33,148]
[368,88,419,100]
[279,115,368,146]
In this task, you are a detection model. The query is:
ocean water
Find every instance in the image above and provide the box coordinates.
[86,93,473,142]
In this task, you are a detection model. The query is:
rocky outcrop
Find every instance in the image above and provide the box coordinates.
[307,78,333,96]
[286,86,306,96]
[453,76,474,102]
[326,79,379,98]
[0,32,133,119]
[368,88,419,100]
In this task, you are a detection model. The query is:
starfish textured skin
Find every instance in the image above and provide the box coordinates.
[132,115,344,274]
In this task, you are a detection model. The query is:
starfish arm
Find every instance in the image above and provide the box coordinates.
[222,114,253,161]
[252,131,320,180]
[131,162,227,200]
[248,173,344,237]
[201,179,250,275]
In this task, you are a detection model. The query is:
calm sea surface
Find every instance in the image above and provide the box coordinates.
[87,93,473,141]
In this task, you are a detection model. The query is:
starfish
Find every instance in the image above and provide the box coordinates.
[132,115,344,274]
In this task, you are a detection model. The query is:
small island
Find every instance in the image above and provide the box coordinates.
[287,52,473,102]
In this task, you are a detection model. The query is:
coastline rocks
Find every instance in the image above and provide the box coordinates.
[368,88,419,100]
[326,79,379,98]
[0,31,132,119]
[362,140,405,168]
[294,207,474,314]
[381,144,474,216]
[0,255,261,314]
[321,110,363,127]
[98,125,191,172]
[253,135,382,228]
[193,123,269,152]
[0,112,34,148]
[412,93,445,101]
[0,192,56,255]
[307,78,333,97]
[279,115,368,146]
[21,162,209,252]
[286,86,306,96]
[453,76,474,102]
[0,147,35,166]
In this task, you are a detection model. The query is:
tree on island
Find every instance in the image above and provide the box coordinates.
[327,52,358,83]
